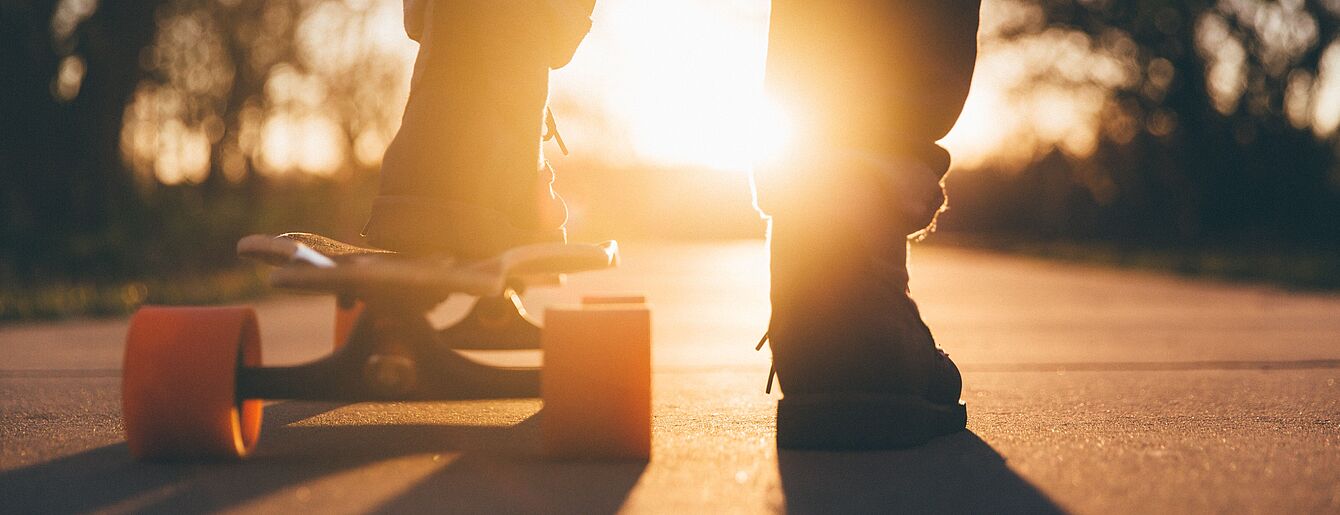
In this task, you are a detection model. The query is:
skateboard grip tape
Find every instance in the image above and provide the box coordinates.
[542,300,651,460]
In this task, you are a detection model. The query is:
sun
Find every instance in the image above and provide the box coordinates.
[552,0,790,173]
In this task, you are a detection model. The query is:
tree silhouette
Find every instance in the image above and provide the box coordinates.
[978,0,1340,245]
[2,1,161,282]
[1,0,410,286]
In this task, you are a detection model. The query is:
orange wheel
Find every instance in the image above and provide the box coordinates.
[122,306,263,461]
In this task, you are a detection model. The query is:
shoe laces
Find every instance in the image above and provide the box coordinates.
[543,107,569,155]
[756,331,775,394]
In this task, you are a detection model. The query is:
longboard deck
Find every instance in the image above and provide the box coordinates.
[279,233,394,259]
[237,232,390,267]
[237,233,617,298]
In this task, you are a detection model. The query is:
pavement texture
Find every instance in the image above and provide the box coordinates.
[2,241,1339,514]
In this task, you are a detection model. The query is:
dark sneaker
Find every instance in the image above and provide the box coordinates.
[758,154,967,450]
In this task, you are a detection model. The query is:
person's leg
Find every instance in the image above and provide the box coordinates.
[756,0,981,449]
[364,0,594,259]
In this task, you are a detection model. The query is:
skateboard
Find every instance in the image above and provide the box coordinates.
[121,233,651,461]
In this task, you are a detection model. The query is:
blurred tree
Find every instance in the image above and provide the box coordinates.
[2,1,161,282]
[1,0,410,287]
[117,0,410,259]
[976,0,1340,245]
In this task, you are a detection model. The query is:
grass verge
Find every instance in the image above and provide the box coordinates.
[936,235,1340,291]
[0,268,268,322]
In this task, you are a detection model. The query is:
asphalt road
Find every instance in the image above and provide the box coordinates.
[2,241,1338,514]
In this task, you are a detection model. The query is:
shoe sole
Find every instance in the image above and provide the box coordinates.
[776,392,966,450]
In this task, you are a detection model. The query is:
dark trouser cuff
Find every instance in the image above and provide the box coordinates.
[752,148,949,239]
[544,0,596,68]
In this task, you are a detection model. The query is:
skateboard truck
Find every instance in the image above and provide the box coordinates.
[234,301,545,401]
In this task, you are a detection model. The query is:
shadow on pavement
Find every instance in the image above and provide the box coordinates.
[778,431,1064,514]
[0,401,340,513]
[0,401,646,514]
[369,438,646,514]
